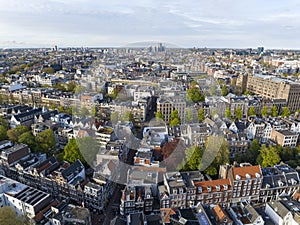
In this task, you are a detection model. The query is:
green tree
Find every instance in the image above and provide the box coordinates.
[209,84,217,96]
[18,131,36,151]
[110,111,119,123]
[186,87,205,103]
[278,146,294,162]
[0,206,25,225]
[49,103,57,110]
[109,89,119,100]
[90,106,97,116]
[261,106,269,117]
[170,110,180,126]
[184,146,204,171]
[185,108,193,123]
[170,118,180,126]
[155,111,163,120]
[66,106,73,115]
[0,117,9,130]
[257,145,281,167]
[58,105,66,113]
[215,139,230,166]
[248,139,260,164]
[63,138,85,164]
[36,129,56,154]
[225,108,231,119]
[248,106,256,117]
[198,108,205,122]
[205,166,218,177]
[53,83,66,92]
[80,106,89,117]
[211,109,218,118]
[200,137,229,178]
[281,107,291,117]
[42,67,55,74]
[0,125,7,141]
[221,85,228,96]
[66,81,77,92]
[121,111,134,122]
[295,146,300,158]
[271,105,278,117]
[235,106,243,120]
[7,126,29,143]
[77,137,99,165]
[74,85,85,94]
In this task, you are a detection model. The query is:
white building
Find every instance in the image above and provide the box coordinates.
[0,175,51,218]
[265,201,294,225]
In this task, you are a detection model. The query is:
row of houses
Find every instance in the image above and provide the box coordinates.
[0,141,106,218]
[0,174,93,225]
[119,164,300,219]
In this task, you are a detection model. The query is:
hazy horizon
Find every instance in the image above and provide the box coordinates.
[1,0,300,49]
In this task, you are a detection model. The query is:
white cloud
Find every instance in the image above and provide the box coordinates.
[0,0,300,48]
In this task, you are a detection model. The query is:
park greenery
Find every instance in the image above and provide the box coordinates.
[63,137,99,166]
[1,124,56,155]
[178,138,230,178]
[0,206,30,225]
[234,138,300,168]
[176,135,300,179]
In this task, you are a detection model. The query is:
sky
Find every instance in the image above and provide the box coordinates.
[0,0,300,49]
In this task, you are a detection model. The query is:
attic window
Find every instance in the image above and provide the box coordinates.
[207,186,212,192]
[223,184,228,190]
[198,187,202,193]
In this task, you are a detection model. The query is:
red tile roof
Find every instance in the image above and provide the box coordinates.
[33,200,59,222]
[161,208,176,223]
[232,165,262,180]
[212,204,227,222]
[194,179,231,193]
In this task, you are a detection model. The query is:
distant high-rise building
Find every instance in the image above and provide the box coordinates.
[257,47,264,54]
[53,45,58,52]
[151,43,166,52]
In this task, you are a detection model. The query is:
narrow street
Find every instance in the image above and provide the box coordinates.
[103,184,124,225]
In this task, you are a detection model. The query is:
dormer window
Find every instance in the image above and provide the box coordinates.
[255,173,261,178]
[216,185,221,191]
[236,175,241,180]
[207,186,212,192]
[291,178,297,185]
[223,184,228,190]
[198,186,202,193]
[246,173,251,179]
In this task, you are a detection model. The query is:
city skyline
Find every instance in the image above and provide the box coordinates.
[1,0,300,49]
